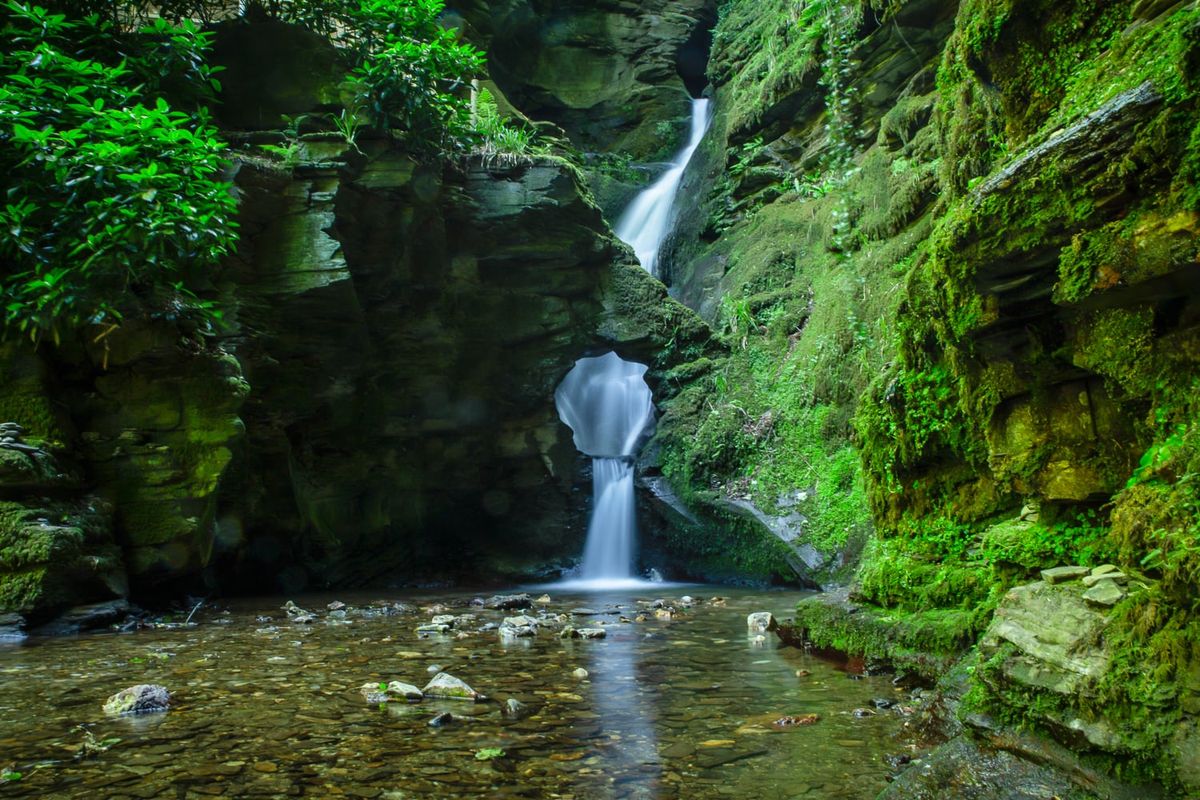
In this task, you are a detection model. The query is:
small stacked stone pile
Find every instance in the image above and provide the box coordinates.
[0,422,40,455]
[1040,564,1129,607]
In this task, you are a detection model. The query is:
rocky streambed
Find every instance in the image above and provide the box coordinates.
[0,588,921,799]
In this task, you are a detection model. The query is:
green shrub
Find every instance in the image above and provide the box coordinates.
[0,1,236,341]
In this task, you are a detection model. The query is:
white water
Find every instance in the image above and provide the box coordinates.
[554,353,655,587]
[614,98,712,277]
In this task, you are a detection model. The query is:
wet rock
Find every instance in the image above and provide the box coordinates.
[535,594,552,604]
[430,614,456,626]
[559,626,578,638]
[326,601,345,611]
[428,711,463,728]
[872,698,895,709]
[104,684,170,715]
[1039,566,1088,584]
[500,615,539,637]
[679,595,696,607]
[654,608,676,620]
[360,681,423,704]
[577,627,607,639]
[415,623,451,635]
[0,612,26,640]
[35,599,131,635]
[1082,578,1125,607]
[570,607,600,616]
[422,672,482,701]
[572,668,589,679]
[746,612,777,632]
[851,707,878,718]
[484,593,532,610]
[281,600,316,624]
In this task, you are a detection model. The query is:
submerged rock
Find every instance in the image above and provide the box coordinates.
[572,668,589,679]
[103,684,170,715]
[746,612,777,632]
[422,672,482,701]
[503,698,531,719]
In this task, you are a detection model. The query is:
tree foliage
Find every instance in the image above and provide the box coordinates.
[0,1,236,341]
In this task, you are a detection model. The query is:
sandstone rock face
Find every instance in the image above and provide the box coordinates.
[457,0,717,158]
[980,581,1112,699]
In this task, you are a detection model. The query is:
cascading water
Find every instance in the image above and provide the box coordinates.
[554,353,655,587]
[614,97,712,276]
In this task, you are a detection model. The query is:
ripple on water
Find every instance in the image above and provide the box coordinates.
[0,588,916,799]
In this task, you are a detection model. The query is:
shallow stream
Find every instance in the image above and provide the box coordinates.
[0,588,915,799]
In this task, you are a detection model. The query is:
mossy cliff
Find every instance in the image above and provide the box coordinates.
[651,0,1200,794]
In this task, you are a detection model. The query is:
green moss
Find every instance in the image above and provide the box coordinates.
[710,0,844,140]
[0,567,69,614]
[791,592,980,678]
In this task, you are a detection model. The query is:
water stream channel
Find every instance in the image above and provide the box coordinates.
[0,588,916,799]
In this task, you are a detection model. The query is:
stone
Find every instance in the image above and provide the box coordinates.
[483,593,532,610]
[1090,564,1120,577]
[1038,566,1088,584]
[360,681,423,704]
[1082,578,1125,607]
[576,627,607,639]
[500,615,539,637]
[422,672,482,701]
[1082,571,1127,587]
[430,614,456,626]
[572,668,589,679]
[746,612,777,632]
[104,684,170,715]
[559,626,578,639]
[415,623,451,634]
[981,581,1112,696]
[427,712,460,728]
[535,594,552,604]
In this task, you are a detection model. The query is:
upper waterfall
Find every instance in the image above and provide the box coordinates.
[614,98,712,277]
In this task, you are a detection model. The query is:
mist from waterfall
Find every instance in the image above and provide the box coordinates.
[614,97,712,277]
[554,353,655,588]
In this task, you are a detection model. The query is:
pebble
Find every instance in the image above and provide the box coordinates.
[572,668,589,679]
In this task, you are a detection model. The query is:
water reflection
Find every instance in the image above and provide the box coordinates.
[580,622,661,798]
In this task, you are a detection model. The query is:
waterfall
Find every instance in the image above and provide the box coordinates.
[554,353,655,586]
[614,97,712,277]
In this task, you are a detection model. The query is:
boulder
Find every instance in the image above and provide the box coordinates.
[484,593,533,610]
[747,612,777,632]
[500,615,539,637]
[103,684,170,715]
[422,672,482,701]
